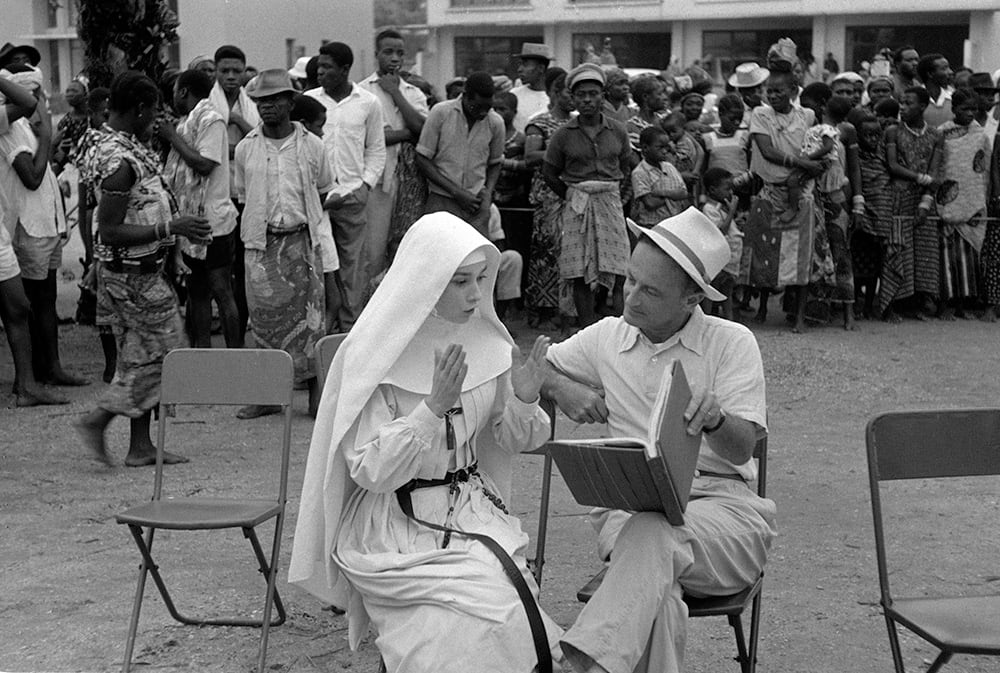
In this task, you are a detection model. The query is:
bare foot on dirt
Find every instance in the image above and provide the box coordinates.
[124,450,190,467]
[74,415,112,465]
[17,386,69,407]
[982,307,999,323]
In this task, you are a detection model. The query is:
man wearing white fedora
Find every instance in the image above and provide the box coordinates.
[543,207,777,673]
[728,62,769,129]
[511,42,553,133]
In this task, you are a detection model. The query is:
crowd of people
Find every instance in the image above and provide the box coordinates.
[0,27,998,673]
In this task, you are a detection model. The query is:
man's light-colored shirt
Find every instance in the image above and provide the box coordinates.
[547,309,766,481]
[416,97,505,197]
[511,84,549,134]
[0,118,66,237]
[163,99,237,237]
[924,86,954,129]
[305,84,386,199]
[234,123,333,251]
[358,73,428,190]
[749,105,815,184]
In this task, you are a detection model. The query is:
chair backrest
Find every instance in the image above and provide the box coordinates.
[866,408,1000,605]
[153,349,295,501]
[315,333,348,390]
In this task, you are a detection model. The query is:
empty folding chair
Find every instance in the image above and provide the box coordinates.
[115,348,294,673]
[866,409,1000,673]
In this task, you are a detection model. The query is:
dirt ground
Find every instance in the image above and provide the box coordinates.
[2,266,1000,673]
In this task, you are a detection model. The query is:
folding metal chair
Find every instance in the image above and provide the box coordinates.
[537,425,768,673]
[315,333,348,389]
[115,348,295,673]
[866,409,1000,673]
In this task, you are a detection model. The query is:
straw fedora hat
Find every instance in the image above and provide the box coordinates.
[514,43,552,63]
[728,62,769,89]
[627,207,730,301]
[246,69,297,99]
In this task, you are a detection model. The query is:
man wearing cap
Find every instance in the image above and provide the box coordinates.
[234,69,332,418]
[511,43,552,133]
[416,71,504,236]
[543,63,632,326]
[543,206,776,673]
[728,63,769,129]
[359,29,429,285]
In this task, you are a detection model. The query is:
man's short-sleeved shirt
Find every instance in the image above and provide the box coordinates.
[0,119,66,238]
[416,97,504,197]
[547,310,766,481]
[748,105,814,184]
[358,73,429,186]
[544,114,632,184]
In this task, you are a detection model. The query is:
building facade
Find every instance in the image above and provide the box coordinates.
[421,0,1000,92]
[0,0,374,109]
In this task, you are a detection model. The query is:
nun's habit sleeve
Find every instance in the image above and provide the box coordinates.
[340,386,452,494]
[490,370,551,456]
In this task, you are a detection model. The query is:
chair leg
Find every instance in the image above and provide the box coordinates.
[127,524,285,628]
[121,526,156,673]
[884,614,907,673]
[727,613,751,673]
[246,520,286,673]
[746,590,763,673]
[126,524,191,625]
[925,651,952,673]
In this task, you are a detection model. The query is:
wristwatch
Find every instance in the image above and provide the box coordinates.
[704,410,727,434]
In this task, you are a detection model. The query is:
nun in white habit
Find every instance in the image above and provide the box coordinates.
[289,212,564,672]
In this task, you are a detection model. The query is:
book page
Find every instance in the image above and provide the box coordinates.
[550,437,647,448]
[644,360,677,459]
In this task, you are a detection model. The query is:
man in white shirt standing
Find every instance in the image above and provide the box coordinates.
[306,42,386,330]
[511,43,552,133]
[358,29,428,285]
[0,66,87,393]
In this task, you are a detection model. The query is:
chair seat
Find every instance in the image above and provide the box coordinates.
[578,567,761,617]
[116,497,282,530]
[888,595,1000,654]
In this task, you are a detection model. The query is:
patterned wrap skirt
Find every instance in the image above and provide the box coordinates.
[557,181,630,290]
[245,229,325,384]
[97,265,186,417]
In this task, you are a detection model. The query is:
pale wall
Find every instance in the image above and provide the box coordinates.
[176,0,375,77]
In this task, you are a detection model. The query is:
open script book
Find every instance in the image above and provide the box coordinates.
[548,360,701,526]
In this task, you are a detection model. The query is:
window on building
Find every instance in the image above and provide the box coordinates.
[702,29,812,82]
[454,36,544,78]
[845,25,968,73]
[572,33,671,71]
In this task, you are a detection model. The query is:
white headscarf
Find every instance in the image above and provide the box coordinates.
[288,212,513,607]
